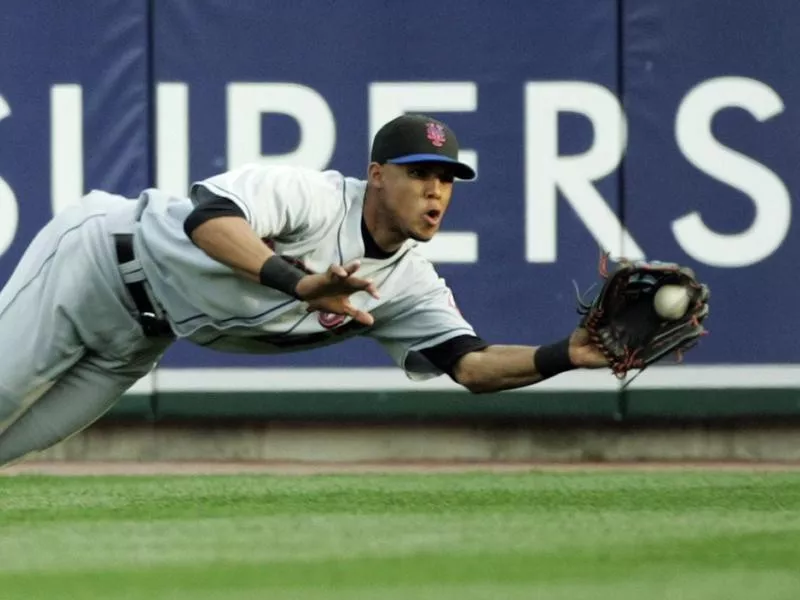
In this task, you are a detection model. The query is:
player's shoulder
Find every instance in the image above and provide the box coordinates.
[239,163,346,190]
[209,164,358,215]
[273,167,367,213]
[396,245,448,291]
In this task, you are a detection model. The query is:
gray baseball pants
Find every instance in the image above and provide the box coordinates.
[0,191,173,466]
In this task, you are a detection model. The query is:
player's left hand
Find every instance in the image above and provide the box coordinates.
[568,328,609,369]
[577,254,709,380]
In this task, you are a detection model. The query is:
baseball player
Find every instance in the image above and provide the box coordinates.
[0,113,609,467]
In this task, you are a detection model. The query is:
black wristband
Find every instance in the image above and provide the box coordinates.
[258,255,306,299]
[533,337,576,380]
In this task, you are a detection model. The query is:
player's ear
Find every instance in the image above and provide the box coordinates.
[367,162,384,189]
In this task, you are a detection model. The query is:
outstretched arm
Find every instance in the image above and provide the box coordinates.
[452,329,607,394]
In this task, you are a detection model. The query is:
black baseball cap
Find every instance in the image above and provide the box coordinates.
[370,114,476,180]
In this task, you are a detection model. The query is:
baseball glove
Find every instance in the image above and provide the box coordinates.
[577,253,710,382]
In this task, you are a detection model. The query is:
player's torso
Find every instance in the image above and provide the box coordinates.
[134,173,425,348]
[184,250,423,353]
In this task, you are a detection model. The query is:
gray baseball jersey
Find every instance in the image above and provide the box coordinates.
[135,163,478,380]
[0,164,477,466]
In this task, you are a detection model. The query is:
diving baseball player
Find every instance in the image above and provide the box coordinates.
[0,114,608,466]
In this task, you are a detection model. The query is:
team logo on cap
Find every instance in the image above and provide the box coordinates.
[426,122,446,147]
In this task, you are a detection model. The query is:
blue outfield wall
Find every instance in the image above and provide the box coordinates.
[1,1,799,420]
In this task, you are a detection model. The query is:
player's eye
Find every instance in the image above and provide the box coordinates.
[407,165,454,183]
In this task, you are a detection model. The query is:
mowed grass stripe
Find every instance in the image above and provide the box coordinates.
[2,510,799,572]
[1,472,798,522]
[1,533,800,592]
[0,472,798,599]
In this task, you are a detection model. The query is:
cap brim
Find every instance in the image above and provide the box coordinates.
[387,153,476,180]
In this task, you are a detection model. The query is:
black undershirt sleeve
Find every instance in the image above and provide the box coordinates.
[419,334,490,381]
[183,186,247,240]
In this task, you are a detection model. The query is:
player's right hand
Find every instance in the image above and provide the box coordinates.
[295,261,379,326]
[296,261,379,301]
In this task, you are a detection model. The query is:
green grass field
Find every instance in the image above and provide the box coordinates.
[1,469,799,599]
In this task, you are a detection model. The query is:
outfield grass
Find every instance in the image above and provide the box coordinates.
[0,470,799,599]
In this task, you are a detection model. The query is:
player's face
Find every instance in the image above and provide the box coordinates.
[376,162,455,242]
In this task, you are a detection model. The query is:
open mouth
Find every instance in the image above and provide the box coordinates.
[424,209,441,225]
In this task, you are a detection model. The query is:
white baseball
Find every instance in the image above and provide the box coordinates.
[653,284,691,320]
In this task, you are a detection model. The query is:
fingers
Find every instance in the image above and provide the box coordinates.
[330,264,351,279]
[331,261,362,279]
[364,282,380,300]
[338,274,381,298]
[350,278,379,299]
[306,297,375,327]
[344,303,374,327]
[342,260,361,276]
[329,262,380,299]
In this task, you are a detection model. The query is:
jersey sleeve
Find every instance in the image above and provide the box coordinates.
[189,164,338,241]
[368,269,480,381]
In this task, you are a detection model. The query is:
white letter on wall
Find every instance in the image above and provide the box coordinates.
[156,82,189,196]
[227,83,335,171]
[0,95,18,256]
[51,84,83,215]
[674,76,789,268]
[525,81,642,263]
